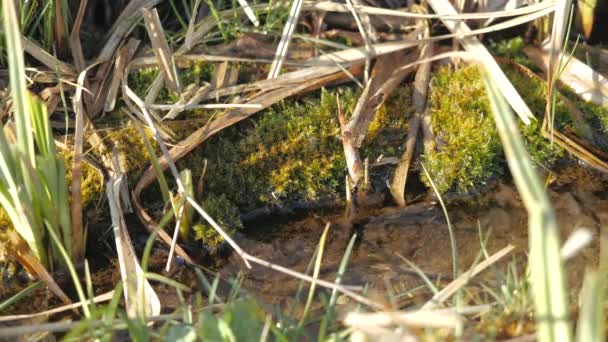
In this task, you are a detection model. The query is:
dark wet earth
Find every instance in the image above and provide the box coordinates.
[3,166,607,323]
[202,167,607,316]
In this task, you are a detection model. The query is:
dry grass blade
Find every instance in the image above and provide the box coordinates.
[235,0,259,27]
[105,39,140,113]
[70,68,90,263]
[21,36,76,76]
[545,0,573,128]
[185,0,202,50]
[427,0,534,125]
[309,39,419,66]
[311,0,555,20]
[5,232,72,306]
[166,202,186,272]
[0,291,114,322]
[106,166,160,318]
[69,0,88,71]
[541,128,608,173]
[338,93,363,186]
[524,46,608,107]
[210,61,239,90]
[344,309,463,330]
[162,84,208,120]
[54,0,68,52]
[345,50,417,147]
[142,8,181,93]
[390,40,433,206]
[97,0,162,63]
[422,245,515,309]
[345,0,375,83]
[267,0,304,79]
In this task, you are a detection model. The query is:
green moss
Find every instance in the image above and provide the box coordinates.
[103,125,158,184]
[422,66,502,194]
[192,194,243,247]
[176,86,410,245]
[59,151,104,207]
[422,65,565,194]
[488,37,538,71]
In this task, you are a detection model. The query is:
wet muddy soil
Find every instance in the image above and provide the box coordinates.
[2,167,607,323]
[216,167,607,314]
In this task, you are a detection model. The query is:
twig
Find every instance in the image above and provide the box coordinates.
[422,245,515,309]
[142,8,181,92]
[390,35,433,206]
[267,0,304,79]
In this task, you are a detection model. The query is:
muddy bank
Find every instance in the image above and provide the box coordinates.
[218,173,606,315]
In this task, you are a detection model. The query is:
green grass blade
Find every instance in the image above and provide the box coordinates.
[483,71,571,342]
[3,0,35,164]
[0,281,43,312]
[318,233,357,341]
[576,270,605,342]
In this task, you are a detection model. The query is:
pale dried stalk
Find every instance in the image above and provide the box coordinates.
[21,36,76,76]
[68,0,87,71]
[344,50,417,147]
[422,245,515,309]
[185,0,202,50]
[70,68,90,263]
[524,45,608,108]
[390,41,433,206]
[97,0,161,63]
[544,0,573,133]
[152,103,262,111]
[166,203,186,272]
[427,0,534,124]
[338,92,363,185]
[311,0,555,20]
[345,0,375,83]
[267,0,304,79]
[105,39,140,113]
[142,8,181,92]
[0,291,114,323]
[162,84,203,120]
[107,168,160,319]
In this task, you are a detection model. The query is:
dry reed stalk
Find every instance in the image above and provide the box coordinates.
[142,8,181,93]
[106,156,160,319]
[390,39,433,206]
[422,245,515,309]
[105,39,140,113]
[524,45,608,108]
[267,0,304,79]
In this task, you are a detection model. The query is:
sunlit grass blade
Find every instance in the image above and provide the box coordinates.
[483,71,571,342]
[318,233,357,340]
[575,270,605,342]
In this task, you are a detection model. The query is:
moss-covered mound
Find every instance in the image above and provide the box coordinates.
[177,86,411,245]
[421,61,608,194]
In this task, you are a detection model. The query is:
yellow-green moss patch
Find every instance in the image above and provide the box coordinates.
[422,65,565,194]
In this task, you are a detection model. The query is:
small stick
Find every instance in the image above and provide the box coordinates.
[166,204,186,272]
[363,157,369,189]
